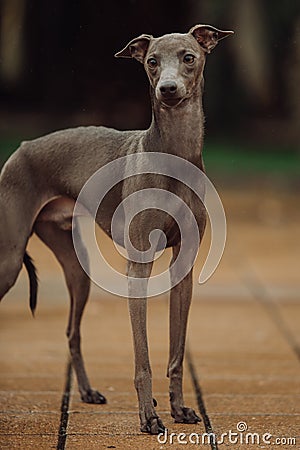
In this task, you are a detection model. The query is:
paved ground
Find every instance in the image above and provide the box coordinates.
[0,188,299,449]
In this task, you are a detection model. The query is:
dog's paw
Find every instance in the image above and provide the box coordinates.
[141,416,166,435]
[81,389,107,404]
[172,407,201,424]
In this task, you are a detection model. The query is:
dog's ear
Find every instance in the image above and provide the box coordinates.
[189,24,234,54]
[115,34,152,63]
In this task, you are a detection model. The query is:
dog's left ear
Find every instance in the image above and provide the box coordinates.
[189,24,234,54]
[115,34,152,63]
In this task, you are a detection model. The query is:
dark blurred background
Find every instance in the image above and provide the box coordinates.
[0,0,299,183]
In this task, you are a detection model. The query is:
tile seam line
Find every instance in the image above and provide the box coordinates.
[56,359,72,450]
[186,347,219,450]
[242,271,300,363]
[231,249,300,363]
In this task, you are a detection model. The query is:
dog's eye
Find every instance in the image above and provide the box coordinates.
[183,54,195,64]
[147,57,158,68]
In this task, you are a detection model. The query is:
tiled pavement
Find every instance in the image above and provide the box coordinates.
[0,189,299,449]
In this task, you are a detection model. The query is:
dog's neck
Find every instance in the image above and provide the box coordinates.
[144,84,205,168]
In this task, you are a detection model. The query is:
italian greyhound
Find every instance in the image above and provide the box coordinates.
[0,24,233,434]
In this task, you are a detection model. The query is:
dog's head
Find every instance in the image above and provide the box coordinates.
[115,25,233,108]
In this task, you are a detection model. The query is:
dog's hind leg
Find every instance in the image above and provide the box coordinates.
[0,251,24,301]
[0,219,29,302]
[34,220,106,404]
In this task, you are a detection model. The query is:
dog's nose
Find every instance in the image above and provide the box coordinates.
[159,81,178,96]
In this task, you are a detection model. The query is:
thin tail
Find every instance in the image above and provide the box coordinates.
[23,252,38,316]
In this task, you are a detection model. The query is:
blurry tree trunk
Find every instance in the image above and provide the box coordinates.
[0,0,26,84]
[287,17,300,146]
[187,0,271,110]
[231,0,271,109]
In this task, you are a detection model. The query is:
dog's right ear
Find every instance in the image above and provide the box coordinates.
[115,34,152,63]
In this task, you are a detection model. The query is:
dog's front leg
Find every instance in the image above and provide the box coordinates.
[168,245,201,424]
[127,261,165,434]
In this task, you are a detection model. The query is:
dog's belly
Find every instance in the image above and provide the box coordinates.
[35,196,75,230]
[34,189,205,253]
[34,196,180,250]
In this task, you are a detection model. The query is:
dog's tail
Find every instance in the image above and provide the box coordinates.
[23,252,38,316]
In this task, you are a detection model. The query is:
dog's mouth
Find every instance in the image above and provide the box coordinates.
[160,97,185,108]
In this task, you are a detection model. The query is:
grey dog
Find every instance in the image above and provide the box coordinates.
[0,24,233,434]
